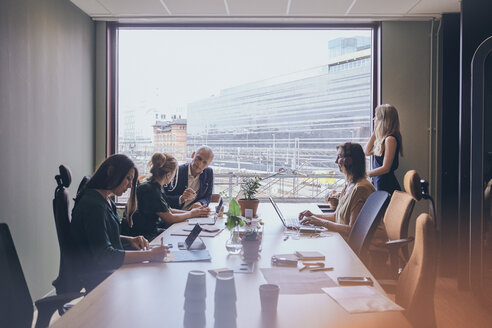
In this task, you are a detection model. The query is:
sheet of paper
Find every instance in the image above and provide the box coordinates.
[322,286,404,313]
[260,267,336,294]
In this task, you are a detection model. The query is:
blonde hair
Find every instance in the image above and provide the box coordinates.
[373,104,403,157]
[148,153,178,181]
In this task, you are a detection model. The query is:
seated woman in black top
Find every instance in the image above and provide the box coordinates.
[71,154,168,291]
[133,153,210,240]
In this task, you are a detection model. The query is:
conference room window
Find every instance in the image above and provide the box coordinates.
[115,27,376,201]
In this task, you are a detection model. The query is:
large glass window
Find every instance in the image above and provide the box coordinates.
[116,27,375,201]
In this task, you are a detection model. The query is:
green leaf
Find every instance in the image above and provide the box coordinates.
[228,199,241,216]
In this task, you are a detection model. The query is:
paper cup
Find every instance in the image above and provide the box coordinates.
[214,271,236,301]
[259,284,280,313]
[185,270,206,299]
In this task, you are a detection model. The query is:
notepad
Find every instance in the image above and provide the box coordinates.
[162,250,211,262]
[295,251,325,261]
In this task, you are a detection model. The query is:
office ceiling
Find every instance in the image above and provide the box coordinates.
[70,0,460,21]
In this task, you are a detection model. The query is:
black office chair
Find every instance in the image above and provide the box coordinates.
[76,174,91,199]
[347,191,391,266]
[52,165,84,296]
[0,223,81,328]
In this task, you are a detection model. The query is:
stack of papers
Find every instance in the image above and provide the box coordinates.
[322,286,404,313]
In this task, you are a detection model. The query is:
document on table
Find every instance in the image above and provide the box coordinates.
[322,286,404,313]
[260,267,337,294]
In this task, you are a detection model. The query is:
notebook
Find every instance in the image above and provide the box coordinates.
[268,197,326,233]
[295,250,325,261]
[188,198,223,225]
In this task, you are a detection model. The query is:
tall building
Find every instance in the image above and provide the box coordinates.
[187,37,372,174]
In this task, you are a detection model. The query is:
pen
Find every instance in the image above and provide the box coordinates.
[310,267,334,272]
[161,236,163,247]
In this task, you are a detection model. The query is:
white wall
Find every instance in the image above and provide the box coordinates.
[0,0,95,299]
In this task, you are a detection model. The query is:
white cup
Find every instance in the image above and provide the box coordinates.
[184,270,206,299]
[214,271,236,302]
[259,284,280,313]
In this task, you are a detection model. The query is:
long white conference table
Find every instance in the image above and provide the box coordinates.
[52,202,410,328]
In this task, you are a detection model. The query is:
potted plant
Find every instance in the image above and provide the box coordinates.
[225,199,244,254]
[237,176,262,218]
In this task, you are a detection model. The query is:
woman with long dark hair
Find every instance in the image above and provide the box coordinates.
[71,154,168,290]
[299,143,375,239]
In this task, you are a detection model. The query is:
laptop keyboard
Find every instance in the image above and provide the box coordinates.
[287,217,300,227]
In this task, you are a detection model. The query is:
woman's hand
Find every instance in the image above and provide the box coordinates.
[190,207,210,218]
[190,202,204,209]
[299,210,313,220]
[300,216,325,227]
[324,190,339,203]
[129,236,150,250]
[149,245,168,261]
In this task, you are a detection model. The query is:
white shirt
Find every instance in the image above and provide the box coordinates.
[181,164,201,210]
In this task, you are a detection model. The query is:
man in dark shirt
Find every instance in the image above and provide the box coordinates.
[164,146,214,210]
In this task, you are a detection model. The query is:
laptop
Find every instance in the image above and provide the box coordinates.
[268,197,326,233]
[178,224,206,250]
[188,198,223,225]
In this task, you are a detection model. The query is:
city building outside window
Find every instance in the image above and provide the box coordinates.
[115,27,376,202]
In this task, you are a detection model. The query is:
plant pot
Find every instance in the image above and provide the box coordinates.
[237,199,260,218]
[242,239,261,262]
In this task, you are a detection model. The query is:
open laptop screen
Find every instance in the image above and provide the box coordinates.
[268,196,288,227]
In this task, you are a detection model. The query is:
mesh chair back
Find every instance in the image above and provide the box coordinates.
[396,213,437,328]
[0,223,34,328]
[348,191,390,264]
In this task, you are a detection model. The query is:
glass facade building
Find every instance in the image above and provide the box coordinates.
[187,48,372,177]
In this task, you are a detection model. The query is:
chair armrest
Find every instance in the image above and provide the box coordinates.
[384,237,414,249]
[34,292,85,328]
[378,279,398,294]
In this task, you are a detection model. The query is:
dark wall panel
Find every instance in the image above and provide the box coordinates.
[440,13,460,276]
[459,0,492,288]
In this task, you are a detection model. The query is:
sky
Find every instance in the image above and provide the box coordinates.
[118,28,371,118]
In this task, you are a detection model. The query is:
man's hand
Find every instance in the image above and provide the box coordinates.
[129,236,150,250]
[180,188,197,203]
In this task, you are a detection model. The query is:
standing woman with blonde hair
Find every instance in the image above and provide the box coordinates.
[365,104,403,193]
[133,153,210,240]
